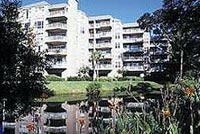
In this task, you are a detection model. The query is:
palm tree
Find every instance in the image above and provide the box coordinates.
[89,51,103,81]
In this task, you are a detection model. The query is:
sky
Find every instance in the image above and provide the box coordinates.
[22,0,163,23]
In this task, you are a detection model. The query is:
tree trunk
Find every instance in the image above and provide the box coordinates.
[180,49,184,80]
[93,62,96,81]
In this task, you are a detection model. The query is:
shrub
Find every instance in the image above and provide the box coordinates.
[67,76,92,81]
[86,82,102,101]
[117,76,144,81]
[96,76,117,82]
[46,74,65,81]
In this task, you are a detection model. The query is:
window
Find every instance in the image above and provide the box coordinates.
[115,43,120,48]
[115,33,120,39]
[35,21,44,29]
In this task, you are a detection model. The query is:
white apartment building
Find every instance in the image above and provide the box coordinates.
[19,0,89,78]
[19,0,169,78]
[88,17,151,77]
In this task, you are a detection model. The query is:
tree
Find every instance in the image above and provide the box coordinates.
[89,51,103,81]
[78,66,90,80]
[137,0,200,80]
[0,0,52,116]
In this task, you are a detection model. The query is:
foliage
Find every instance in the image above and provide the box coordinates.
[78,66,90,79]
[137,0,200,79]
[0,0,51,115]
[89,50,103,80]
[86,82,101,102]
[67,76,92,81]
[46,74,65,81]
[115,78,200,134]
[96,76,117,82]
[117,76,144,81]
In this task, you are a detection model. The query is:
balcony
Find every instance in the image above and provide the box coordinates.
[47,49,67,55]
[47,10,67,19]
[123,66,144,71]
[46,23,67,31]
[89,43,112,49]
[46,36,67,43]
[102,53,112,59]
[96,32,112,38]
[96,43,112,48]
[123,56,143,62]
[100,21,111,27]
[123,29,143,34]
[51,62,67,69]
[45,112,67,120]
[123,38,143,43]
[124,48,143,53]
[97,64,112,70]
[44,126,67,133]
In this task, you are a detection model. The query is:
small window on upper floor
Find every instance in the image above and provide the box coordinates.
[115,43,120,48]
[35,21,44,29]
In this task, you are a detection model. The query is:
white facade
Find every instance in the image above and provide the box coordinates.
[19,0,89,78]
[19,0,169,78]
[88,17,151,77]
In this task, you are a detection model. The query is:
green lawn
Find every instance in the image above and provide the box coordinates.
[45,81,162,102]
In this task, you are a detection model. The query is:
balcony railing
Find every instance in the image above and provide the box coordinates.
[89,43,112,49]
[47,23,67,30]
[45,112,67,120]
[123,38,143,43]
[46,36,67,43]
[47,49,67,55]
[51,62,67,69]
[44,126,67,133]
[123,29,143,34]
[97,64,112,70]
[123,66,143,71]
[96,43,112,48]
[102,53,112,59]
[123,56,143,61]
[96,32,112,38]
[124,48,143,53]
[48,10,67,18]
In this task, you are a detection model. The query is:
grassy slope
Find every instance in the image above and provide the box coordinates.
[45,81,162,102]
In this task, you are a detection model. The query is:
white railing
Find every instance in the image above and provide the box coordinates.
[47,23,67,29]
[51,62,67,69]
[123,29,143,33]
[123,38,143,43]
[49,10,66,17]
[124,66,143,71]
[124,48,143,52]
[96,43,112,48]
[123,56,143,61]
[44,126,67,133]
[96,32,112,38]
[102,53,112,59]
[100,21,111,27]
[98,64,112,69]
[47,49,67,54]
[45,112,67,120]
[46,36,67,42]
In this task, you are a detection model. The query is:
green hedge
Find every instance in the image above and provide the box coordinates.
[117,76,144,81]
[46,75,65,81]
